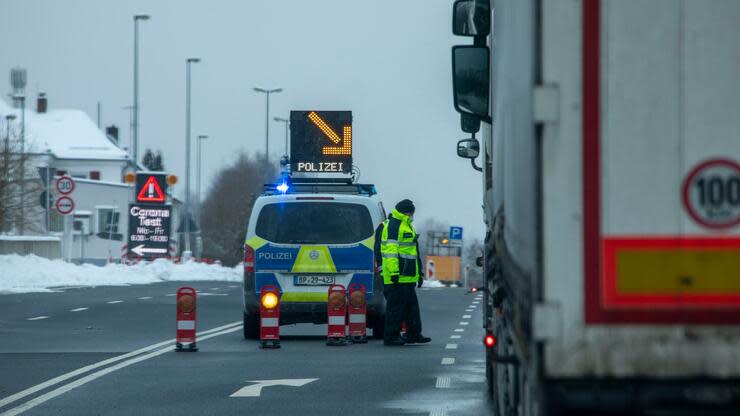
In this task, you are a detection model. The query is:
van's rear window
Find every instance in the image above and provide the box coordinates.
[255,202,373,244]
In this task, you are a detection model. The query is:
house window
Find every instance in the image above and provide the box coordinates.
[89,171,101,180]
[96,207,121,240]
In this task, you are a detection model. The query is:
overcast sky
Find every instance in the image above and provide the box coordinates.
[0,0,484,240]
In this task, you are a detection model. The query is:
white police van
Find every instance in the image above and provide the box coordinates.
[242,179,387,339]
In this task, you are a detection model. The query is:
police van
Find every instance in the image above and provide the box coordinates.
[242,179,387,339]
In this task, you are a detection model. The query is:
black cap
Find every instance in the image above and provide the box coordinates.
[395,199,415,214]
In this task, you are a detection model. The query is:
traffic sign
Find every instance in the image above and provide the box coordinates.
[290,111,352,174]
[127,204,172,259]
[55,196,75,215]
[56,175,75,195]
[450,226,463,240]
[681,158,740,229]
[136,174,167,204]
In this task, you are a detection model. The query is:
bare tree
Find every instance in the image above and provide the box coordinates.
[200,152,278,266]
[0,120,43,234]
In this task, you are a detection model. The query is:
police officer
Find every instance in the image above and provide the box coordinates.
[380,199,431,346]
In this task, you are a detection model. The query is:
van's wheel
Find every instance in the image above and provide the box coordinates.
[243,312,259,340]
[372,315,385,340]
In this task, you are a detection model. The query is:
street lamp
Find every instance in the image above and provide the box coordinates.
[273,116,290,157]
[133,14,150,166]
[253,86,282,161]
[184,57,200,256]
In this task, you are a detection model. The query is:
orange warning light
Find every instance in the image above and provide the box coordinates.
[167,175,178,186]
[124,172,137,184]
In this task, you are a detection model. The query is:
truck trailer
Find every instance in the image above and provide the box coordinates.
[450,0,740,414]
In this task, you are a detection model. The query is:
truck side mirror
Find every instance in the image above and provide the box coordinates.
[452,45,490,121]
[457,138,480,159]
[452,0,490,37]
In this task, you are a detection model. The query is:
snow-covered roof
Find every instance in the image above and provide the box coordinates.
[0,97,128,161]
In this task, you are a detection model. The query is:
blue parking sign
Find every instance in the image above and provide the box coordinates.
[449,226,463,240]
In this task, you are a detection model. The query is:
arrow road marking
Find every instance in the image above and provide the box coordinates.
[230,379,319,398]
[131,244,168,257]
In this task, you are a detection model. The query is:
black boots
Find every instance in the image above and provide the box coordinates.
[383,337,406,346]
[404,335,432,344]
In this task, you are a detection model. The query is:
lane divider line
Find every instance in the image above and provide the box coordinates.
[26,316,48,321]
[454,328,464,332]
[429,409,448,416]
[459,321,469,326]
[0,325,243,416]
[441,357,455,365]
[0,321,241,412]
[445,343,458,350]
[106,301,123,304]
[462,315,471,319]
[435,376,451,388]
[69,308,88,312]
[137,297,152,300]
[450,335,461,339]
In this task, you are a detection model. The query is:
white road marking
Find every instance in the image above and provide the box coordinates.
[210,287,220,290]
[462,315,471,319]
[472,301,480,304]
[70,308,88,312]
[441,357,455,365]
[137,296,152,300]
[0,321,242,413]
[165,294,176,297]
[454,328,464,332]
[465,309,474,312]
[429,409,448,416]
[459,321,469,326]
[106,300,123,304]
[445,343,458,350]
[229,378,318,398]
[435,376,451,388]
[228,285,239,288]
[26,316,48,321]
[450,335,461,339]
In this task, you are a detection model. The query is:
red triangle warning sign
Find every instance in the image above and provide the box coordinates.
[137,176,166,203]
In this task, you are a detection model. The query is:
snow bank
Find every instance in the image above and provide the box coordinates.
[423,280,448,288]
[0,254,241,294]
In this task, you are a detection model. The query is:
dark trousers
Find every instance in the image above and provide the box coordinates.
[383,283,422,339]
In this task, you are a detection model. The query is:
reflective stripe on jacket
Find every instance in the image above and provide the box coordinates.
[380,209,420,284]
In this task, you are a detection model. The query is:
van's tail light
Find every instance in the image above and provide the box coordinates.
[244,245,255,274]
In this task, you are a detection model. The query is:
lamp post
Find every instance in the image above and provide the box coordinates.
[253,87,282,161]
[184,57,200,256]
[132,14,150,166]
[273,116,289,157]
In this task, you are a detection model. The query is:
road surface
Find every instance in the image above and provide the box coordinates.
[0,282,491,415]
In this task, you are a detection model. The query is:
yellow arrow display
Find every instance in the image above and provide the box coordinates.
[308,111,352,156]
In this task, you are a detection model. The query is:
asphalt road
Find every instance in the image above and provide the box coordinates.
[0,282,492,416]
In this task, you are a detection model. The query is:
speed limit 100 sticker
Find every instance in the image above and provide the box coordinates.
[682,158,740,229]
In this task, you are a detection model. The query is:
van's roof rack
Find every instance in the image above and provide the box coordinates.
[263,180,377,196]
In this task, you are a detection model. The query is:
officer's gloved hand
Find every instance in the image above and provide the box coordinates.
[417,278,424,288]
[391,274,400,284]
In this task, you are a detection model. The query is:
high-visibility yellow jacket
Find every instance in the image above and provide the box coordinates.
[380,209,420,284]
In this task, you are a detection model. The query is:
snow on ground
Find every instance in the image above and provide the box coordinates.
[0,254,241,294]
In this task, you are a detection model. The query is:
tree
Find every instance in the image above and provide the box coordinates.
[152,151,164,171]
[199,152,277,266]
[141,149,154,170]
[0,121,43,234]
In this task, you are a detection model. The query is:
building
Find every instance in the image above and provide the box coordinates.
[0,94,181,264]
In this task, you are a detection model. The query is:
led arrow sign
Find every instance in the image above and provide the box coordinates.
[290,111,352,174]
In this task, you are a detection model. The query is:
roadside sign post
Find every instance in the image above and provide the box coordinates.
[127,204,172,261]
[54,176,76,262]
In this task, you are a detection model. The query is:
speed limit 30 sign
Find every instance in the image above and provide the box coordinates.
[682,158,740,229]
[56,175,75,195]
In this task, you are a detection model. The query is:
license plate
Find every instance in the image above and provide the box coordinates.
[293,275,336,286]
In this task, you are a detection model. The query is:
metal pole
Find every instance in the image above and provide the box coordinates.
[284,120,289,155]
[265,92,270,161]
[133,14,150,167]
[184,58,200,256]
[19,97,25,234]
